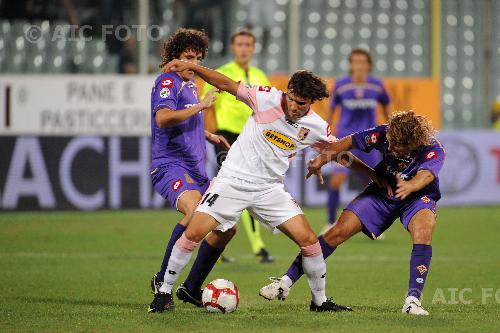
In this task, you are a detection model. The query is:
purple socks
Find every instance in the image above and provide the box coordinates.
[407,244,432,299]
[184,240,224,293]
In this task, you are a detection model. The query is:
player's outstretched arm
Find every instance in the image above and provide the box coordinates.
[307,136,354,172]
[205,130,231,151]
[306,135,354,184]
[162,60,239,96]
[155,89,216,128]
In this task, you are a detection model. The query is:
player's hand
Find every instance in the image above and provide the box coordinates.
[200,89,217,109]
[372,174,393,197]
[395,176,416,200]
[161,59,192,73]
[207,133,231,151]
[306,157,324,184]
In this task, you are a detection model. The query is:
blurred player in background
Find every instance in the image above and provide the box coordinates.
[260,111,444,316]
[326,49,391,229]
[150,58,357,313]
[202,29,274,263]
[148,28,234,312]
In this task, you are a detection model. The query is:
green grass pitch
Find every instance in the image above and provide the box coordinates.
[1,206,499,332]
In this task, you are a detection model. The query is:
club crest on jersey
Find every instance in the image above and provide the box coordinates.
[161,78,173,88]
[416,265,428,275]
[298,127,310,141]
[184,173,194,184]
[365,132,380,145]
[426,150,438,160]
[263,130,297,150]
[421,196,430,203]
[258,85,271,92]
[160,87,170,98]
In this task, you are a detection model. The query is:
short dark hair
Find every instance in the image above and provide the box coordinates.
[348,48,372,70]
[230,29,256,44]
[160,28,209,67]
[287,70,329,102]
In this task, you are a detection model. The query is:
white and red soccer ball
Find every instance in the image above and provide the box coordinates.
[202,279,239,313]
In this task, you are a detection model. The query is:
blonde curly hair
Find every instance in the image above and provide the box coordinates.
[387,111,435,152]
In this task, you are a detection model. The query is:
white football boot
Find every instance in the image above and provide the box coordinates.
[402,296,429,316]
[259,277,290,301]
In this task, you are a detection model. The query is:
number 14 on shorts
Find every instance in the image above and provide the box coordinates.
[200,193,219,207]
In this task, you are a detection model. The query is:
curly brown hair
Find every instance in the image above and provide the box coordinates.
[287,70,330,102]
[159,28,209,68]
[387,111,435,152]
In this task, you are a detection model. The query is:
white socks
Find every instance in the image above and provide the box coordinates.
[159,233,198,294]
[301,242,327,306]
[281,275,293,289]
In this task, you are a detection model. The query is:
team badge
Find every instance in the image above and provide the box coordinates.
[365,132,380,145]
[171,179,183,192]
[398,162,407,169]
[297,127,311,140]
[160,87,170,98]
[184,173,194,184]
[426,150,438,160]
[416,265,428,275]
[161,78,173,88]
[258,86,271,92]
[421,196,430,203]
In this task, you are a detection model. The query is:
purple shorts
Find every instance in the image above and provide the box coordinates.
[151,165,209,209]
[345,185,437,239]
[330,148,381,174]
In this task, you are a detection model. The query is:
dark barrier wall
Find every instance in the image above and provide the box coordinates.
[0,136,166,210]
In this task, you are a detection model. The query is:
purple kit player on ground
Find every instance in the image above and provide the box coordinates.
[148,28,234,312]
[326,49,391,228]
[260,111,444,316]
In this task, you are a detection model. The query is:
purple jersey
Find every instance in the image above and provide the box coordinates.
[352,125,445,201]
[330,75,390,138]
[150,72,206,177]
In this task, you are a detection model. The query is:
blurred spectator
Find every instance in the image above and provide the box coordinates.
[246,0,275,54]
[119,33,137,74]
[1,0,79,26]
[492,101,500,131]
[180,0,231,56]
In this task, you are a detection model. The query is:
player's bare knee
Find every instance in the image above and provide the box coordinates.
[184,227,204,243]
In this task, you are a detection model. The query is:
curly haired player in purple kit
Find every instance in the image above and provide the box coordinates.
[148,28,235,313]
[260,111,444,316]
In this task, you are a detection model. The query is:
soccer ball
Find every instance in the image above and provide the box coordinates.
[202,279,239,313]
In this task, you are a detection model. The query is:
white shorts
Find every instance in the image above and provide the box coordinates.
[195,177,303,233]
